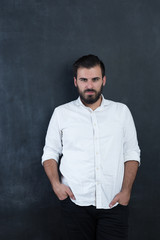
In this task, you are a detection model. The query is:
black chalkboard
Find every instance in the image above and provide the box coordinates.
[0,0,160,239]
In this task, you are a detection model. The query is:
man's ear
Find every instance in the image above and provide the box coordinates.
[74,77,77,87]
[103,76,106,86]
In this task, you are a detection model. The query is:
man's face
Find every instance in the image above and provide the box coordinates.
[74,65,106,104]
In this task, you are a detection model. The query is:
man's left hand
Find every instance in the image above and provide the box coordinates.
[109,190,131,208]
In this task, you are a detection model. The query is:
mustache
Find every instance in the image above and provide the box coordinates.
[84,89,96,93]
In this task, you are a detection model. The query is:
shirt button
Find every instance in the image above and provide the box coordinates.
[96,167,99,170]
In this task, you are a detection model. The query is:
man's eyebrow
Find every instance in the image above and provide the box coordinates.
[92,77,100,80]
[79,77,88,80]
[79,77,101,80]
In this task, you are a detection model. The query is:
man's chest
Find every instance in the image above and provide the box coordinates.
[59,109,124,143]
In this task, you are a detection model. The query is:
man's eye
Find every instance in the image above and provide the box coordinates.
[80,78,87,82]
[93,78,99,82]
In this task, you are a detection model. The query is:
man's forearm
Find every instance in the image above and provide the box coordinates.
[109,160,139,207]
[43,159,75,200]
[43,159,60,189]
[121,160,139,194]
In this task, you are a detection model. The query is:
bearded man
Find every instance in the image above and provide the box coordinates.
[42,54,140,240]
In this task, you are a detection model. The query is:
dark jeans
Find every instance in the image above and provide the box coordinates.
[60,197,129,240]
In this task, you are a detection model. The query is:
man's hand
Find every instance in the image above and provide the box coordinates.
[109,190,130,208]
[52,182,76,201]
[43,159,76,201]
[109,161,139,208]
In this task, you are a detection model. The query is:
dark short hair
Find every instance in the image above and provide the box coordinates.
[73,54,105,79]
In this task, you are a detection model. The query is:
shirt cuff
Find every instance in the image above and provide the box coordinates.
[41,153,59,166]
[124,151,141,166]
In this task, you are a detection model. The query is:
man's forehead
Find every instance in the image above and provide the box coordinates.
[77,65,102,78]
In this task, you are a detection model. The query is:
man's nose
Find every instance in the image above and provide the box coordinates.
[86,80,93,89]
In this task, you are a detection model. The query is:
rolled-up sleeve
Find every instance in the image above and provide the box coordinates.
[41,108,62,165]
[123,105,141,164]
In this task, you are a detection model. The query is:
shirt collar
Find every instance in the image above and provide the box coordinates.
[75,94,110,110]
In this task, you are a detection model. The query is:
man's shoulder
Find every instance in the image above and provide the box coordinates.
[54,99,77,112]
[104,99,131,120]
[104,98,128,110]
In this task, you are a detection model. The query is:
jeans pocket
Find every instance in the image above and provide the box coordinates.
[60,196,69,203]
[118,203,128,207]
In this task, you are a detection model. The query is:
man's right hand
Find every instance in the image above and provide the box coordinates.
[52,182,76,201]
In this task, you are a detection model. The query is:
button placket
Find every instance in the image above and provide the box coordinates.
[91,112,102,207]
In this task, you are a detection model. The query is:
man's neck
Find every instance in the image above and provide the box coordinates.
[81,95,102,111]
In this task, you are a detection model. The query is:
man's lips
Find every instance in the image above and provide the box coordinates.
[85,91,95,95]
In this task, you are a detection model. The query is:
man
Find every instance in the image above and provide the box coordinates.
[41,54,140,240]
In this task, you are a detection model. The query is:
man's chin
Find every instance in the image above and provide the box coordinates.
[82,96,98,104]
[79,90,102,105]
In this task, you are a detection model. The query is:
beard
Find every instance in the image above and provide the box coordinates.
[77,84,104,105]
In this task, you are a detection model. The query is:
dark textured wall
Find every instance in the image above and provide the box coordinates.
[0,0,160,239]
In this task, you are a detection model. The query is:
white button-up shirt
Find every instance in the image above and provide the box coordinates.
[42,95,140,209]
